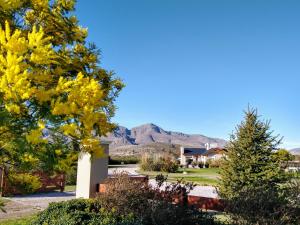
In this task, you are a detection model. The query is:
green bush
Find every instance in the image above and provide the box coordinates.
[225,181,300,225]
[0,198,5,212]
[8,173,42,194]
[31,199,141,225]
[140,154,178,173]
[65,167,77,185]
[207,159,222,168]
[109,156,139,165]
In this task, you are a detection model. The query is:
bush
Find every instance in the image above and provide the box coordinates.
[191,161,198,168]
[31,199,141,225]
[207,159,222,168]
[8,173,42,194]
[97,172,220,225]
[109,156,139,165]
[0,198,5,212]
[65,166,77,185]
[140,154,178,173]
[225,180,300,225]
[96,172,152,220]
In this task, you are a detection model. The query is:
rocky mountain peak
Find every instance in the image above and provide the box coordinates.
[104,123,227,155]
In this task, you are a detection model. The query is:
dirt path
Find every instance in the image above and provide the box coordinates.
[0,192,75,220]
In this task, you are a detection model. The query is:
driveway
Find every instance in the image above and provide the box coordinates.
[0,192,75,221]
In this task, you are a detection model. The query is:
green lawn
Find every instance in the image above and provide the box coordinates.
[140,168,220,186]
[0,216,35,225]
[64,185,76,192]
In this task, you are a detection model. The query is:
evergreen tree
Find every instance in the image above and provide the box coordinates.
[219,108,284,199]
[218,108,300,225]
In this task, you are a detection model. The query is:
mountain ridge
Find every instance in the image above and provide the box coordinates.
[102,123,227,155]
[289,148,300,155]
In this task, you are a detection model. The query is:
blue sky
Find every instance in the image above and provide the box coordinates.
[76,0,300,149]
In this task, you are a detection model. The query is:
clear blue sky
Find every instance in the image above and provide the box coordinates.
[76,0,300,149]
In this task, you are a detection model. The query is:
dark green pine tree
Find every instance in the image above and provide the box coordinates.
[219,108,285,199]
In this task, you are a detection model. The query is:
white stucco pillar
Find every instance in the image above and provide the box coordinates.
[180,146,186,165]
[76,142,110,199]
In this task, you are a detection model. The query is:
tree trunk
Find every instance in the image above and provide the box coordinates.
[0,166,4,197]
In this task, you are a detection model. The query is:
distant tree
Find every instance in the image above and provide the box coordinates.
[272,149,295,169]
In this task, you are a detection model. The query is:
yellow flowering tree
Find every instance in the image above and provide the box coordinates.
[0,0,124,172]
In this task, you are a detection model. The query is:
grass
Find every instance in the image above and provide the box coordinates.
[0,216,35,225]
[64,185,76,192]
[140,168,220,186]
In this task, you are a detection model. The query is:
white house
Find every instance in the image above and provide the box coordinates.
[180,147,207,166]
[180,145,225,166]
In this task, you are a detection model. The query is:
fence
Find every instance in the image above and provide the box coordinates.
[0,167,66,196]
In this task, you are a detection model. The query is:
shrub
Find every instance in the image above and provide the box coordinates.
[65,166,77,185]
[8,173,42,194]
[140,154,178,173]
[109,156,140,165]
[96,172,152,220]
[0,198,5,212]
[97,172,220,225]
[31,199,141,225]
[191,161,198,168]
[226,180,300,225]
[207,159,222,168]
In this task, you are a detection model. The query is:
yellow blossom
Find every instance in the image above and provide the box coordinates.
[5,103,21,114]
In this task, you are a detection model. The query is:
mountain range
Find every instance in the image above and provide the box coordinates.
[102,123,227,155]
[289,148,300,155]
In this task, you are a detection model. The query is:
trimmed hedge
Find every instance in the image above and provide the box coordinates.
[109,156,139,165]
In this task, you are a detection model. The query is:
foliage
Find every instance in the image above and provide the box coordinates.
[140,153,179,173]
[31,199,142,225]
[65,165,77,185]
[191,161,198,168]
[109,155,140,165]
[226,180,300,225]
[272,149,295,169]
[0,0,124,173]
[219,108,297,225]
[96,172,152,220]
[31,199,140,225]
[0,198,5,212]
[219,108,285,199]
[97,172,220,225]
[31,199,139,225]
[207,159,222,168]
[8,172,41,194]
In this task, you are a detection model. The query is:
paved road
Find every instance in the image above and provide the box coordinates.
[0,192,75,221]
[109,164,218,198]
